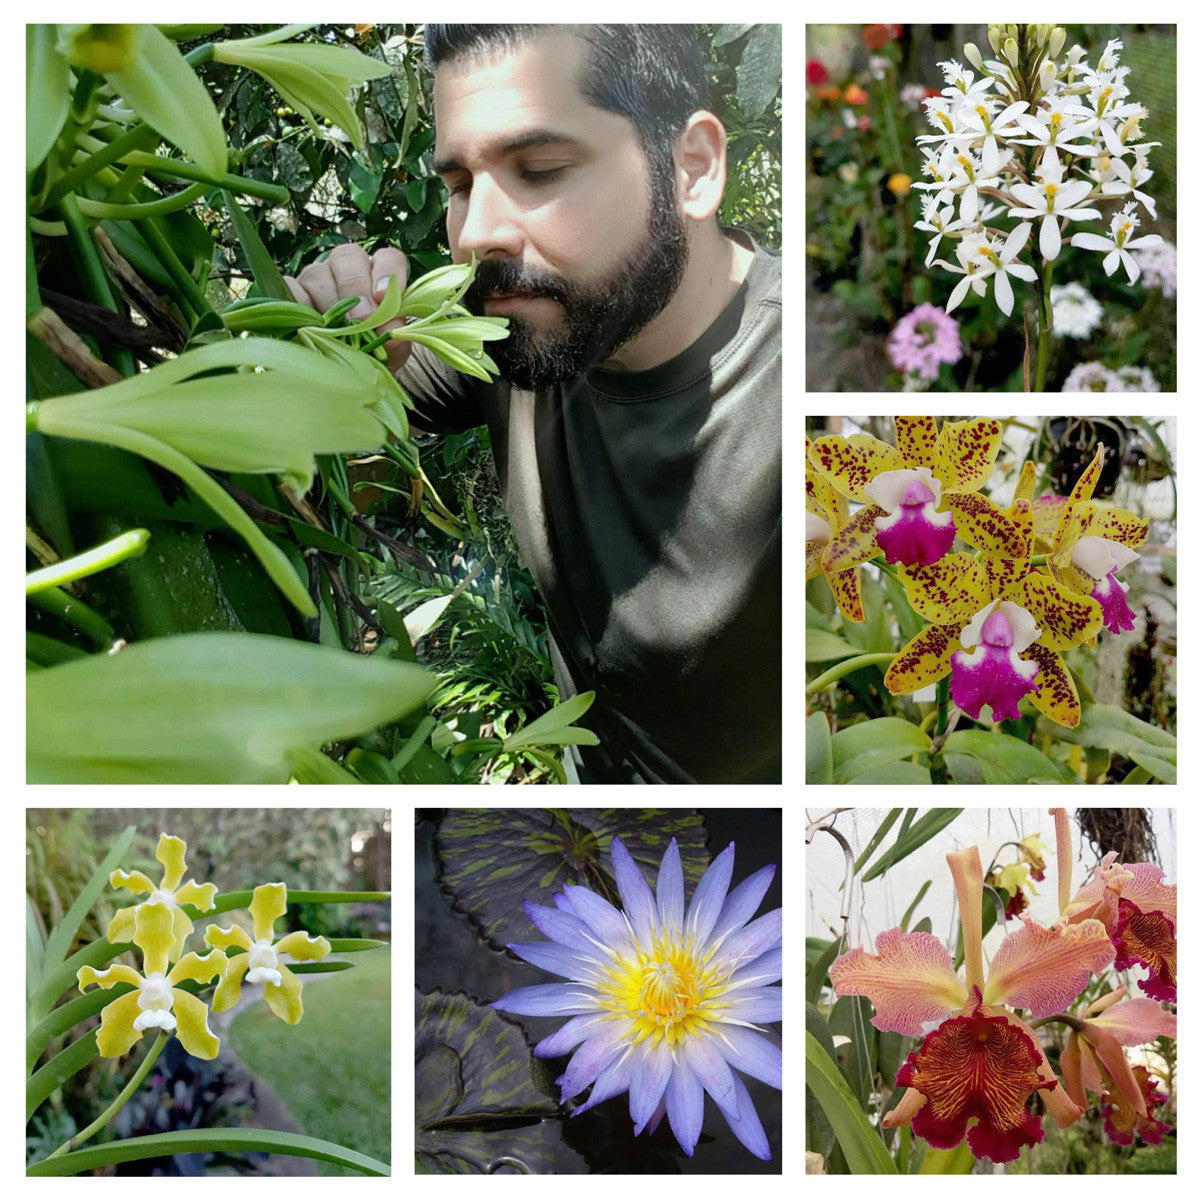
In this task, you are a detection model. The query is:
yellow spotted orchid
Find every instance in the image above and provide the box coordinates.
[205,882,331,1024]
[1015,446,1148,635]
[883,497,1103,726]
[808,417,1026,572]
[806,435,864,622]
[831,845,1115,1163]
[107,832,218,962]
[78,899,227,1059]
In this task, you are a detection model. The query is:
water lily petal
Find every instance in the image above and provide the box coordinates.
[508,940,604,982]
[709,864,775,947]
[570,1048,635,1117]
[717,908,782,970]
[664,1055,704,1156]
[609,835,658,948]
[523,900,594,952]
[982,916,1114,1015]
[492,982,600,1017]
[563,884,637,958]
[715,1025,782,1089]
[558,1023,628,1101]
[830,927,966,1035]
[709,1070,771,1161]
[687,843,736,948]
[655,839,685,935]
[534,1012,609,1059]
[629,1038,673,1134]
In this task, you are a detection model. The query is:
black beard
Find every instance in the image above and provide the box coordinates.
[462,163,689,390]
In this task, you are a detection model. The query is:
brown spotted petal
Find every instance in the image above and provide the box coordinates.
[900,554,993,625]
[946,493,1029,560]
[1051,446,1105,550]
[935,417,1004,495]
[894,415,941,472]
[820,503,886,573]
[1007,571,1103,651]
[1048,557,1098,601]
[808,434,906,504]
[1022,642,1081,727]
[1031,493,1068,550]
[1014,460,1037,503]
[806,537,825,581]
[1079,504,1149,551]
[884,622,961,695]
[828,566,865,624]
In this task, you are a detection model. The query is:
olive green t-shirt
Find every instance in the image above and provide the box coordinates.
[396,231,781,783]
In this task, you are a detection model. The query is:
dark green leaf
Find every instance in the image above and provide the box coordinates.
[735,24,781,119]
[806,711,833,784]
[221,189,291,299]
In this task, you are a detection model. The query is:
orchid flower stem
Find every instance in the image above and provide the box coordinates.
[46,1032,169,1160]
[936,675,949,738]
[1029,1013,1086,1033]
[1034,252,1055,390]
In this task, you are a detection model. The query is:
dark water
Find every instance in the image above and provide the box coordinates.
[414,808,782,1174]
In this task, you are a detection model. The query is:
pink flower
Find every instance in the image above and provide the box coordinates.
[806,58,830,86]
[886,303,962,381]
[950,600,1042,722]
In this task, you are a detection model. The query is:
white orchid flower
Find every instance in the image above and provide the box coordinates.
[1100,154,1157,218]
[1008,156,1101,259]
[1070,203,1164,283]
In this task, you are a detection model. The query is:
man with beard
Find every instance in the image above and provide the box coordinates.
[286,25,780,783]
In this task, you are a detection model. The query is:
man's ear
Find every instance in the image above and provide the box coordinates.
[675,110,728,222]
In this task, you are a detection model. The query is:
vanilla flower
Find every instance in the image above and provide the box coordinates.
[78,900,227,1059]
[492,836,781,1161]
[107,832,218,962]
[205,882,331,1024]
[1070,203,1163,283]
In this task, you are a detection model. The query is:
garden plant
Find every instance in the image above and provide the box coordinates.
[807,806,1176,1173]
[27,824,391,1176]
[806,24,1175,391]
[806,415,1176,785]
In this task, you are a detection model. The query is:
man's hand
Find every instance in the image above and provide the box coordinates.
[285,242,412,376]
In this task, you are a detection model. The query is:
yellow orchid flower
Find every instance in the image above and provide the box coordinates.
[806,435,864,622]
[205,883,331,1025]
[107,833,218,962]
[78,900,227,1059]
[808,416,1026,572]
[884,498,1103,727]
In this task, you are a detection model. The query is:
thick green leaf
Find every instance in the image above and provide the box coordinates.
[435,809,708,951]
[805,1031,897,1174]
[415,989,573,1174]
[221,189,291,299]
[807,711,833,784]
[852,809,902,874]
[27,633,434,783]
[1047,704,1177,765]
[735,23,782,119]
[27,1031,99,1121]
[805,1003,838,1163]
[943,730,1075,785]
[806,629,860,661]
[845,761,932,784]
[861,809,964,882]
[806,935,842,1006]
[1129,749,1176,784]
[27,26,71,175]
[27,1128,389,1176]
[107,25,227,179]
[502,691,597,752]
[831,718,930,785]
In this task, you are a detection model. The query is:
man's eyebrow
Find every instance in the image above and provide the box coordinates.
[434,129,583,176]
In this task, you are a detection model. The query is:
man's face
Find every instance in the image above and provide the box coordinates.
[433,32,689,389]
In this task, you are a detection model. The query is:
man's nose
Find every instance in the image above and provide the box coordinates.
[454,174,524,261]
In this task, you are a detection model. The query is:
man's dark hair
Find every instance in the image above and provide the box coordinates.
[423,24,709,178]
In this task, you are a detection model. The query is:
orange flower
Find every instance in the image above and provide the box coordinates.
[887,172,913,196]
[843,83,868,105]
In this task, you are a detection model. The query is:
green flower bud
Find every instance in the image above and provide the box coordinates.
[1003,38,1019,68]
[1049,27,1066,59]
[1039,60,1057,89]
[988,25,1005,54]
[963,42,985,73]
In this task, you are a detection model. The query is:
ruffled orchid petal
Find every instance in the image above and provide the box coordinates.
[982,916,1114,1015]
[944,493,1028,559]
[133,900,176,977]
[77,962,142,991]
[870,478,957,566]
[204,923,253,955]
[93,990,146,1058]
[880,1085,927,1131]
[893,416,942,473]
[1080,1021,1147,1120]
[156,834,188,892]
[109,868,156,897]
[1060,1032,1088,1109]
[1112,900,1176,1002]
[894,989,1054,1164]
[174,880,218,912]
[934,418,1004,494]
[210,953,250,1013]
[1103,1065,1171,1146]
[830,927,967,1035]
[1070,534,1140,580]
[167,948,227,988]
[263,963,305,1025]
[249,882,288,943]
[884,622,960,695]
[274,930,331,961]
[828,564,866,624]
[1091,571,1137,633]
[1087,997,1176,1046]
[865,465,944,512]
[950,605,1041,722]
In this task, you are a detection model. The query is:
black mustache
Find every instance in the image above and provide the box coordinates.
[467,261,568,305]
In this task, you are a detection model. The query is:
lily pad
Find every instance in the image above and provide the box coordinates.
[415,989,580,1174]
[435,809,709,951]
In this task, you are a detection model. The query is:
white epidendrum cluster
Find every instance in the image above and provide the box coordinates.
[914,25,1163,317]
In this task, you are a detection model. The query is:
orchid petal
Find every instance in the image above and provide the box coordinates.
[820,503,887,573]
[1088,997,1177,1046]
[829,927,967,1035]
[1006,571,1103,651]
[899,554,992,625]
[1022,642,1083,727]
[808,434,907,503]
[884,622,960,695]
[982,916,1114,1015]
[1039,214,1062,260]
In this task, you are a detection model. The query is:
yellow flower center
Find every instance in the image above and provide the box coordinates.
[1045,182,1058,211]
[598,934,727,1046]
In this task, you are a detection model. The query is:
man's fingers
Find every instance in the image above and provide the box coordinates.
[283,274,310,305]
[370,247,409,301]
[294,260,342,313]
[328,243,376,318]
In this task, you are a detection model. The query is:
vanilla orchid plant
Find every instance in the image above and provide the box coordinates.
[914,25,1163,390]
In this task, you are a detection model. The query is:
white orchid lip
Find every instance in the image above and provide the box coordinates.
[246,938,283,987]
[1070,534,1139,580]
[133,971,178,1032]
[807,510,833,544]
[865,466,944,513]
[959,599,1041,653]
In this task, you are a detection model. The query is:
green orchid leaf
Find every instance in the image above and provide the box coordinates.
[27,1031,99,1122]
[27,633,434,783]
[416,989,580,1174]
[805,1030,898,1174]
[435,809,709,951]
[806,711,833,784]
[502,691,598,752]
[831,719,930,786]
[943,729,1077,785]
[107,25,227,179]
[861,809,964,882]
[221,189,292,299]
[32,825,137,1023]
[27,1128,390,1176]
